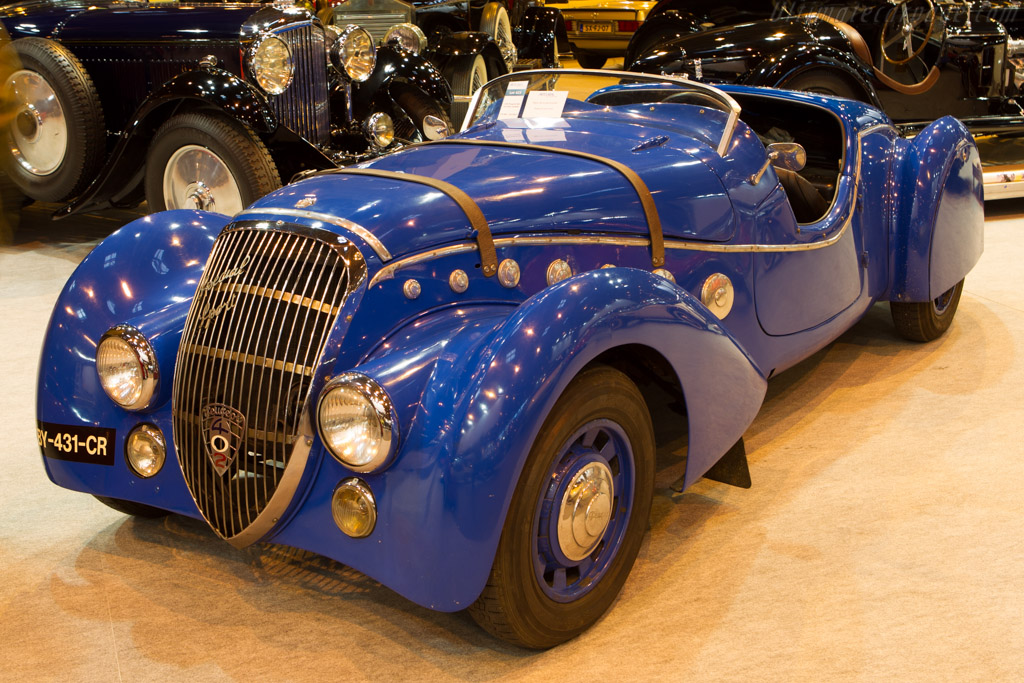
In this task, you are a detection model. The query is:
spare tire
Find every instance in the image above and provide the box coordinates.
[1,38,105,203]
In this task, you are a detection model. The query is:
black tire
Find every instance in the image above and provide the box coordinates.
[94,495,170,518]
[447,54,489,128]
[394,86,454,141]
[781,70,866,101]
[891,279,964,342]
[574,50,607,70]
[144,112,280,216]
[469,365,655,649]
[1,38,105,203]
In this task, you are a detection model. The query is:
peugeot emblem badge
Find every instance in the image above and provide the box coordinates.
[202,403,246,476]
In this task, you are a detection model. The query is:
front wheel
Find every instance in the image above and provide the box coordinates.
[144,112,280,216]
[891,279,964,342]
[469,365,655,648]
[94,495,170,518]
[446,55,489,128]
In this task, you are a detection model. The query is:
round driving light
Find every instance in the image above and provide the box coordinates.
[317,373,397,472]
[332,478,377,538]
[383,23,428,55]
[332,25,376,82]
[251,34,294,95]
[365,112,394,148]
[97,325,159,410]
[125,424,166,478]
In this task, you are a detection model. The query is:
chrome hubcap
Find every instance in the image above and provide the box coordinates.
[556,460,614,562]
[4,69,67,175]
[163,144,243,216]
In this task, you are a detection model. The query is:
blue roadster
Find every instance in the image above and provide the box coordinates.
[36,70,983,648]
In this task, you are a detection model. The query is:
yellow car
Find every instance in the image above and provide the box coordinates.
[543,0,656,68]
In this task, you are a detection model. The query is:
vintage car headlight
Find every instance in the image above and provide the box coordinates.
[365,112,394,148]
[332,478,376,538]
[318,373,397,472]
[383,23,428,55]
[125,424,166,478]
[96,325,158,410]
[331,25,376,82]
[251,34,294,95]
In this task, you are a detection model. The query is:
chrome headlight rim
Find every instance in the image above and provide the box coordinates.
[124,423,166,479]
[317,372,398,473]
[249,33,295,95]
[383,23,428,55]
[332,24,377,83]
[364,111,395,149]
[97,324,159,411]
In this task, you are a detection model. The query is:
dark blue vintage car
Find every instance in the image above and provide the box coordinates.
[35,70,983,647]
[0,0,455,216]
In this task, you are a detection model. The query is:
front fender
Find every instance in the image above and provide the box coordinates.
[624,13,702,68]
[514,6,567,67]
[354,44,453,117]
[276,268,765,611]
[427,32,507,77]
[36,210,228,511]
[889,116,984,302]
[56,68,279,217]
[743,44,880,107]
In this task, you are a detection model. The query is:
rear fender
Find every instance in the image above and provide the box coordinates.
[320,268,765,609]
[514,6,567,67]
[889,117,984,301]
[744,45,880,107]
[36,210,228,510]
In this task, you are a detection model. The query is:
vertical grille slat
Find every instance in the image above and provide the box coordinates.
[173,223,364,541]
[269,23,330,146]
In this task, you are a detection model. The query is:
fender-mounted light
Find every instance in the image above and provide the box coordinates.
[97,324,159,410]
[317,372,397,472]
[332,478,376,538]
[125,424,166,478]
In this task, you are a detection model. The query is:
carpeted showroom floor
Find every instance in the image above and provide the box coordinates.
[1,189,1023,681]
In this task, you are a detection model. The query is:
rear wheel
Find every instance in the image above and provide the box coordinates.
[1,38,105,203]
[781,70,865,101]
[891,279,964,342]
[447,54,489,127]
[144,112,280,216]
[574,50,607,70]
[469,365,655,648]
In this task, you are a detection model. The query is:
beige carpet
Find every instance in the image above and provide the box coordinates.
[1,199,1022,682]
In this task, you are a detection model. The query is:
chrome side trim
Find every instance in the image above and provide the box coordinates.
[236,208,392,261]
[367,125,876,287]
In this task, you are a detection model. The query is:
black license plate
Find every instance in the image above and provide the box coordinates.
[37,420,116,466]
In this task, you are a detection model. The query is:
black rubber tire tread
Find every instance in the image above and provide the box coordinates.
[2,37,105,203]
[781,69,867,102]
[574,50,607,70]
[94,495,171,518]
[446,55,488,127]
[891,278,964,342]
[144,111,280,213]
[468,364,655,649]
[393,86,454,141]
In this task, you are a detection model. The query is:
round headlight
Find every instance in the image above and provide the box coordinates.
[383,23,428,55]
[251,34,294,95]
[125,424,166,478]
[331,25,376,82]
[365,112,394,148]
[332,478,377,538]
[97,325,158,410]
[317,373,396,472]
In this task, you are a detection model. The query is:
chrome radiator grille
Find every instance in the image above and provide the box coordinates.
[270,22,330,146]
[173,222,364,542]
[338,13,412,43]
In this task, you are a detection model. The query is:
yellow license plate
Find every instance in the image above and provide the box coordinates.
[580,22,614,33]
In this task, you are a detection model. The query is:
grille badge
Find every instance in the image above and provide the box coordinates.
[202,404,246,476]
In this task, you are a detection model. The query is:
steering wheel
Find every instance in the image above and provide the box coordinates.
[881,0,937,65]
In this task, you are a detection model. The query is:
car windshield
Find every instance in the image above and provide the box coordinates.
[462,69,741,156]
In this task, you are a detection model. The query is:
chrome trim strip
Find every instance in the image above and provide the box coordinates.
[236,208,392,261]
[367,126,874,287]
[214,282,342,317]
[180,342,316,378]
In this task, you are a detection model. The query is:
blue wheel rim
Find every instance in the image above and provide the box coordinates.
[533,418,635,603]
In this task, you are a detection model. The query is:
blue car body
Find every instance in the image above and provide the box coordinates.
[36,71,983,633]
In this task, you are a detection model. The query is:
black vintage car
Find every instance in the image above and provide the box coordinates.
[628,1,1024,128]
[626,0,1024,197]
[328,0,567,121]
[0,0,454,216]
